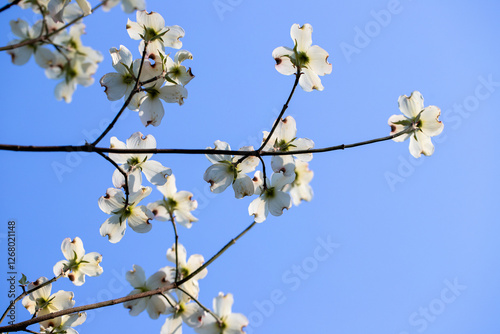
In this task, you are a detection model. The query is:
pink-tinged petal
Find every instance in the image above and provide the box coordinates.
[167,243,187,266]
[233,174,254,199]
[415,130,435,156]
[124,290,147,316]
[122,0,145,13]
[75,0,91,15]
[98,187,124,214]
[388,114,411,142]
[213,292,233,318]
[307,45,332,76]
[267,191,292,217]
[420,106,444,137]
[248,196,267,223]
[291,23,313,52]
[61,237,85,261]
[206,140,232,164]
[271,155,296,177]
[126,264,146,287]
[292,137,314,162]
[195,315,218,334]
[49,290,75,311]
[54,79,77,103]
[126,18,143,40]
[142,160,172,186]
[128,205,153,233]
[163,25,185,49]
[146,270,170,289]
[251,170,264,195]
[100,214,126,243]
[79,252,103,277]
[10,19,31,38]
[100,72,128,101]
[159,84,188,105]
[224,313,249,334]
[7,44,33,66]
[272,46,296,75]
[161,315,182,334]
[398,91,424,118]
[137,10,165,32]
[278,116,297,142]
[299,67,323,91]
[271,171,294,190]
[203,163,233,194]
[147,201,169,221]
[181,303,204,328]
[139,96,165,127]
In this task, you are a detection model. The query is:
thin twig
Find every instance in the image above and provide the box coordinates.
[0,0,21,14]
[177,286,222,326]
[96,151,129,206]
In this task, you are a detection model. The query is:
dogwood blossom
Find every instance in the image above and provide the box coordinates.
[203,141,259,198]
[262,116,314,177]
[161,243,208,298]
[272,23,332,91]
[126,10,185,57]
[283,160,314,206]
[165,50,195,86]
[148,174,198,228]
[48,0,92,23]
[22,277,75,316]
[195,293,248,334]
[52,237,103,286]
[388,91,444,158]
[249,171,293,223]
[123,265,172,319]
[109,132,171,190]
[160,290,203,334]
[40,312,86,334]
[99,184,153,243]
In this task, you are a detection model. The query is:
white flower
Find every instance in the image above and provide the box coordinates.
[102,0,145,13]
[7,19,44,66]
[148,174,198,228]
[195,293,248,334]
[40,312,86,334]
[262,116,314,177]
[109,132,172,190]
[160,290,204,334]
[203,141,259,199]
[161,243,208,298]
[388,91,444,158]
[272,23,332,92]
[99,185,153,243]
[48,0,91,23]
[52,237,103,286]
[22,277,74,317]
[123,265,172,319]
[165,50,195,86]
[126,10,185,57]
[248,171,294,223]
[283,160,314,206]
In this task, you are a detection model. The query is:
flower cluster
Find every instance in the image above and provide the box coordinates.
[100,10,193,127]
[203,116,315,223]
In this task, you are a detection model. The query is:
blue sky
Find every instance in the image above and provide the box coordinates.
[1,0,500,333]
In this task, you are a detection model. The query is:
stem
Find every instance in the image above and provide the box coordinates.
[177,220,257,286]
[0,282,176,333]
[0,128,413,156]
[177,286,222,326]
[0,0,21,14]
[258,68,302,152]
[0,274,63,325]
[169,212,180,282]
[91,41,150,146]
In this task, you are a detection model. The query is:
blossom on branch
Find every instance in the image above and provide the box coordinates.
[272,23,332,92]
[99,184,153,243]
[195,293,248,334]
[203,140,259,199]
[52,237,103,285]
[102,0,145,13]
[148,174,198,228]
[160,289,204,334]
[283,160,314,206]
[388,91,444,158]
[109,132,172,190]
